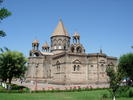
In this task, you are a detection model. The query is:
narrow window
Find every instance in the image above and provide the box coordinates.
[77,65,80,71]
[56,61,60,72]
[57,65,60,71]
[73,65,76,71]
[71,47,74,53]
[76,47,82,53]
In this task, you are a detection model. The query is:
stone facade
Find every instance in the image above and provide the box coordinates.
[26,19,117,85]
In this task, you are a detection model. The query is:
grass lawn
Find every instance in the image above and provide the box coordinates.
[0,86,5,90]
[0,90,133,100]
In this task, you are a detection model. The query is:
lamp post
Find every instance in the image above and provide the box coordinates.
[35,63,39,91]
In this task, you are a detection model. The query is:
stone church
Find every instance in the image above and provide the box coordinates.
[26,19,117,85]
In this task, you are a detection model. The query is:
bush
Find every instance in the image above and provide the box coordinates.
[102,93,109,99]
[0,86,5,90]
[0,83,30,93]
[11,84,26,90]
[32,87,108,93]
[109,86,133,98]
[128,88,133,97]
[116,86,129,97]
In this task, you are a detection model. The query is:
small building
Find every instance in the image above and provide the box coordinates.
[26,19,117,85]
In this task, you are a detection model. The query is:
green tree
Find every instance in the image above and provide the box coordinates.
[106,67,123,100]
[0,0,12,37]
[118,53,133,84]
[0,50,27,84]
[0,47,10,82]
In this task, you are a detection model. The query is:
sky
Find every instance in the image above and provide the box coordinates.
[0,0,133,58]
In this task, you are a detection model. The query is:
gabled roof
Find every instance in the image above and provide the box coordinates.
[52,19,70,37]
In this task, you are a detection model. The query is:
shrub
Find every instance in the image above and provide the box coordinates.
[0,83,30,93]
[128,88,133,97]
[116,86,129,97]
[11,84,25,90]
[102,93,109,99]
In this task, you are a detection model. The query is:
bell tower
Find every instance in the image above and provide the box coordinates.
[32,40,39,51]
[51,19,70,53]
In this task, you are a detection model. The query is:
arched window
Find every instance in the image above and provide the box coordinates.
[108,62,114,67]
[64,45,66,49]
[56,61,60,72]
[76,46,82,53]
[73,65,80,71]
[71,47,74,53]
[63,39,67,50]
[101,64,104,67]
[54,44,57,49]
[57,65,60,71]
[53,39,57,49]
[73,65,76,71]
[58,39,62,49]
[73,59,81,71]
[34,52,40,57]
[77,65,80,71]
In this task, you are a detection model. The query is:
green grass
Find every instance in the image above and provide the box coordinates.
[0,86,5,90]
[0,90,133,100]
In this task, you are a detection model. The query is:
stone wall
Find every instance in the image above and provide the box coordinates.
[26,52,117,85]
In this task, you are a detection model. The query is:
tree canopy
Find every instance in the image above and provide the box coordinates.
[0,0,11,37]
[0,50,27,84]
[118,53,133,82]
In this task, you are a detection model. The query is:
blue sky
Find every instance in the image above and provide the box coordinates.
[0,0,133,57]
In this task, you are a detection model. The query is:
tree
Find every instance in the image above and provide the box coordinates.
[118,53,133,85]
[0,0,12,37]
[106,67,123,100]
[0,50,27,84]
[0,47,10,82]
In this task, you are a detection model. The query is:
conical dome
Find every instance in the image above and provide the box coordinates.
[73,32,80,39]
[42,42,49,50]
[32,40,39,45]
[52,19,70,37]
